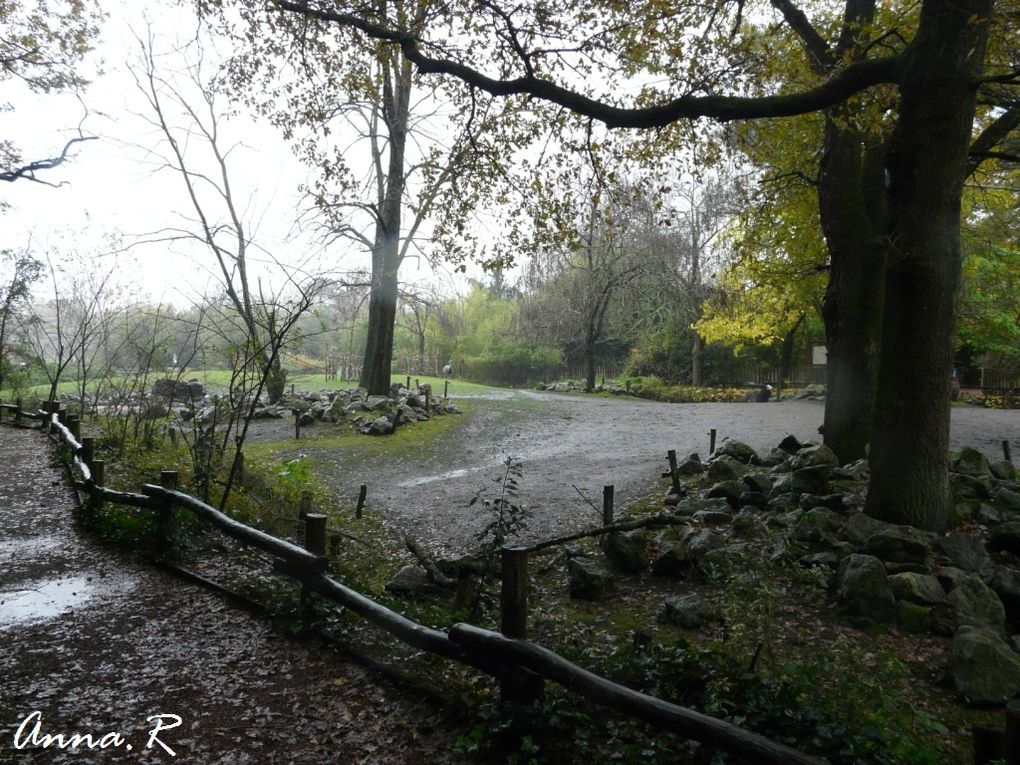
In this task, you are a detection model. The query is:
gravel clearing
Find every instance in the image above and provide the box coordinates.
[288,392,1020,557]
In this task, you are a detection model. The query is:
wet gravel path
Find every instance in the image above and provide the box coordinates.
[290,392,1020,557]
[0,427,468,765]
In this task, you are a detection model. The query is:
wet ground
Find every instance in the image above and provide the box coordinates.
[271,390,1020,557]
[0,427,468,765]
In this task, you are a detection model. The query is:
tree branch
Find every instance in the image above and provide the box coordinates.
[273,0,902,128]
[0,134,97,184]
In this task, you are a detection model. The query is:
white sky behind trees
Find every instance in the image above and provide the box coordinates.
[0,0,477,307]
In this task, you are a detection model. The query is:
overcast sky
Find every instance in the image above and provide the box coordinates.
[1,0,474,306]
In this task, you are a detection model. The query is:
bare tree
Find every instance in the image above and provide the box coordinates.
[132,33,328,506]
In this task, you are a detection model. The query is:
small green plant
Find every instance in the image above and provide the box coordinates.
[471,454,531,561]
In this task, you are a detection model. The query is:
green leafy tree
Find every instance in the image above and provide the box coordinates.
[0,248,43,389]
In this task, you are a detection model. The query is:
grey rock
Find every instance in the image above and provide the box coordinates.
[603,530,650,573]
[738,491,770,510]
[766,493,800,513]
[945,575,1007,633]
[975,504,1005,526]
[361,415,395,435]
[715,439,759,465]
[759,448,791,468]
[952,473,993,501]
[778,434,803,454]
[951,447,993,478]
[659,594,716,629]
[991,460,1018,481]
[673,498,731,516]
[693,509,733,525]
[706,480,746,507]
[676,454,705,476]
[887,572,947,605]
[949,626,1020,705]
[835,554,897,622]
[568,557,613,600]
[936,566,971,593]
[843,512,892,546]
[793,508,843,545]
[833,459,870,481]
[988,566,1020,620]
[707,455,747,482]
[863,527,933,565]
[938,533,993,575]
[789,444,840,471]
[730,510,760,537]
[989,523,1020,556]
[386,565,430,593]
[995,487,1020,514]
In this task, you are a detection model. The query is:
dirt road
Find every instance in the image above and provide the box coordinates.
[299,391,1020,556]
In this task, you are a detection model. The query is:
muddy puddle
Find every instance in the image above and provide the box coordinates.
[0,573,135,629]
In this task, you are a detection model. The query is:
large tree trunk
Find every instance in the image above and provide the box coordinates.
[691,333,704,386]
[358,53,412,396]
[818,115,887,463]
[865,0,990,531]
[359,260,399,394]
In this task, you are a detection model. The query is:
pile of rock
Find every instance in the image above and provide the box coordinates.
[285,385,461,436]
[151,377,206,401]
[560,436,1020,705]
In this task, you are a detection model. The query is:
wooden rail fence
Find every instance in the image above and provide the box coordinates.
[0,400,834,765]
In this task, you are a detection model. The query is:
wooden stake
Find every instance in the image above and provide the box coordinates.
[356,484,367,519]
[603,485,615,526]
[81,436,94,468]
[294,412,301,440]
[710,428,717,455]
[444,379,449,398]
[90,459,105,510]
[1004,440,1013,464]
[499,546,542,702]
[406,375,411,390]
[667,450,681,494]
[158,470,178,546]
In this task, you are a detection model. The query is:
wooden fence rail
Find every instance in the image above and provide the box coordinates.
[1,402,828,765]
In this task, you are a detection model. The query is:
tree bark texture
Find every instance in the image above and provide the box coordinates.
[865,0,991,531]
[818,115,887,463]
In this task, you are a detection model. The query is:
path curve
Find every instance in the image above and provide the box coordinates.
[300,392,1020,556]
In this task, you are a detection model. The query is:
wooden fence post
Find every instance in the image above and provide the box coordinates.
[1005,440,1013,464]
[68,416,81,441]
[90,459,105,510]
[500,546,542,702]
[603,485,615,526]
[81,436,94,469]
[667,450,681,494]
[356,484,367,519]
[158,470,178,548]
[709,428,717,455]
[300,513,328,628]
[406,375,411,390]
[444,379,449,398]
[14,397,21,426]
[294,412,301,440]
[304,514,327,557]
